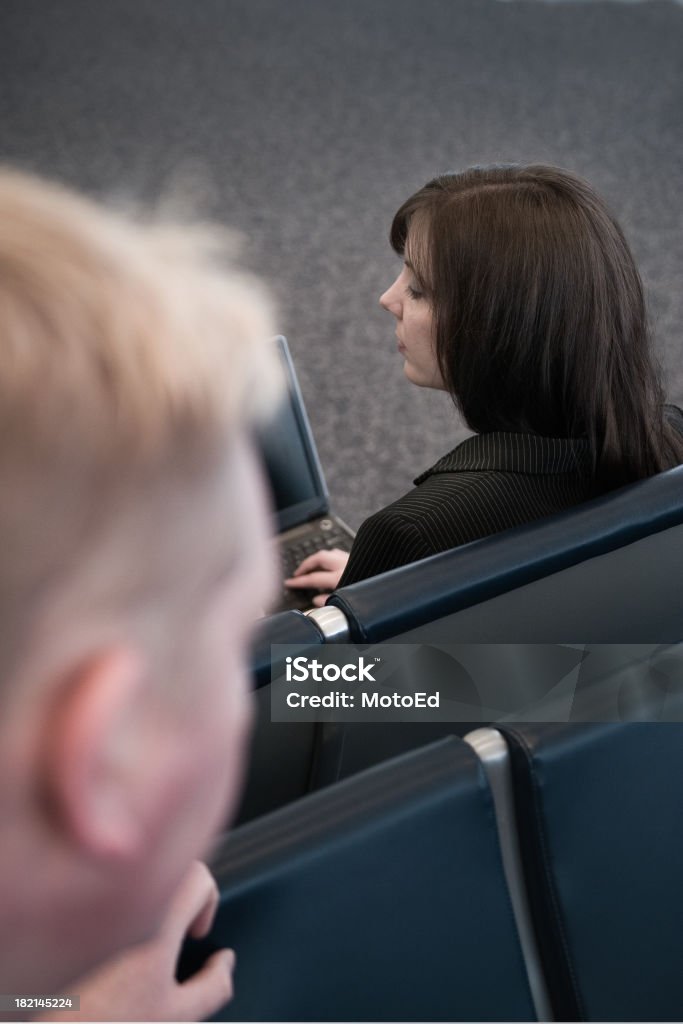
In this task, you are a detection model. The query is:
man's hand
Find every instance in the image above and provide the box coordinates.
[42,862,233,1022]
[285,548,350,606]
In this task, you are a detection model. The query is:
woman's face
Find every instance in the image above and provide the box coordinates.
[379,258,444,390]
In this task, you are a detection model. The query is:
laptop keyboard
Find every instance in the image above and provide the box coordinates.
[279,520,353,611]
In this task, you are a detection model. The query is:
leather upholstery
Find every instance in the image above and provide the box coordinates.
[181,737,537,1022]
[498,722,683,1022]
[235,611,325,824]
[250,610,324,690]
[327,464,683,643]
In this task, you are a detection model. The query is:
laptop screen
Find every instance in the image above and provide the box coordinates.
[256,337,329,533]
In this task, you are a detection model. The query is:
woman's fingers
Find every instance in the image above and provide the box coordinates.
[285,548,349,591]
[286,569,339,590]
[289,548,349,576]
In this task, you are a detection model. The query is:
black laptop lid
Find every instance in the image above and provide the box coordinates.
[257,336,329,532]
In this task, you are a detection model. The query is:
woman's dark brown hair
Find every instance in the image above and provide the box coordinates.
[390,164,683,490]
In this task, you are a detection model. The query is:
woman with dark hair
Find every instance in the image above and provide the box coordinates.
[286,164,683,602]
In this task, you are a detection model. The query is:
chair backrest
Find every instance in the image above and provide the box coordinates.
[235,610,325,824]
[306,644,588,788]
[305,467,683,794]
[326,464,683,644]
[181,737,540,1022]
[497,722,683,1022]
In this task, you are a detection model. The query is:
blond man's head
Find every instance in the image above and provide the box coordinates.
[0,168,279,992]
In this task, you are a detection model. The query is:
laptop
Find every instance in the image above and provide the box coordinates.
[256,336,355,612]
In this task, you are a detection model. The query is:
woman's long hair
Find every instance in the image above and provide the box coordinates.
[390,165,683,490]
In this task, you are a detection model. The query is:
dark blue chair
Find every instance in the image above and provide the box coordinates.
[498,721,683,1022]
[304,467,683,788]
[235,611,325,824]
[324,464,683,645]
[181,737,543,1022]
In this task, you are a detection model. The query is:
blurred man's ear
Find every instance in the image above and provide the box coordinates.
[41,649,154,861]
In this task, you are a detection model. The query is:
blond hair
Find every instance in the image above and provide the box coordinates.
[0,168,278,688]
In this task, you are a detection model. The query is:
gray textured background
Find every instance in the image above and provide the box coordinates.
[2,0,681,528]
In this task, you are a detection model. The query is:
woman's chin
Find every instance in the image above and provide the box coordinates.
[402,361,419,385]
[403,363,429,389]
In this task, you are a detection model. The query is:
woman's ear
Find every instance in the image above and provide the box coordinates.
[41,648,153,861]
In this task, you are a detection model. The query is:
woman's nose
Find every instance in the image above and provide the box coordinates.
[379,281,401,317]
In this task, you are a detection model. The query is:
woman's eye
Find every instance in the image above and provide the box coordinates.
[406,285,423,300]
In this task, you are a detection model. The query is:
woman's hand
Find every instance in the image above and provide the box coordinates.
[40,862,234,1022]
[285,548,350,607]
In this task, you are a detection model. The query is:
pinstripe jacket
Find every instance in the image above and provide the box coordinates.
[338,432,595,588]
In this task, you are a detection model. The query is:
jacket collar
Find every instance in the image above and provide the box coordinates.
[414,432,592,485]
